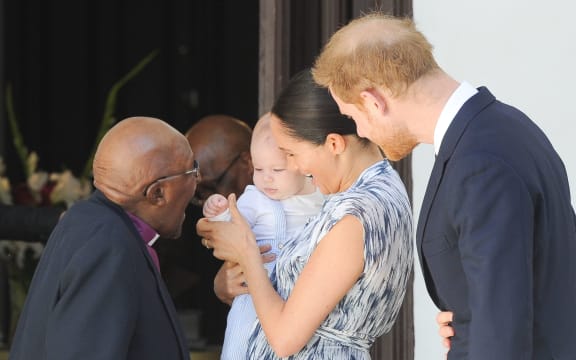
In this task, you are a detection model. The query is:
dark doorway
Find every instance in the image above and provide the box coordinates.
[2,0,259,179]
[1,0,259,349]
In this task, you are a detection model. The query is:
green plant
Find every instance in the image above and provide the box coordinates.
[81,49,159,179]
[1,49,159,345]
[4,49,159,182]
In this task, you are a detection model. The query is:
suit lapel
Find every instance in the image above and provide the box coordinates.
[135,236,188,357]
[149,257,189,358]
[93,191,188,358]
[416,87,496,266]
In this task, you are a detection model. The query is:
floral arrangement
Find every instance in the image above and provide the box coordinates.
[0,50,158,344]
[2,49,158,208]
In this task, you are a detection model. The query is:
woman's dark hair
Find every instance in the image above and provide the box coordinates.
[271,69,370,146]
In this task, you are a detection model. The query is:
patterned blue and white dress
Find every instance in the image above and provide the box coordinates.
[246,160,413,359]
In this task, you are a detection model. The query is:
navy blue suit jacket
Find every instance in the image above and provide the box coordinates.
[417,87,576,359]
[9,190,189,360]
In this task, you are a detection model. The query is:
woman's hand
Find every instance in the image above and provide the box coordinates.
[197,193,258,264]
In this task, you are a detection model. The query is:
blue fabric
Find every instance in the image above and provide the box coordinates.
[417,87,576,359]
[221,186,325,360]
[9,190,189,360]
[247,161,413,359]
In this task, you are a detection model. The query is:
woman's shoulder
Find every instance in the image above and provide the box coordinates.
[343,161,405,197]
[328,161,410,216]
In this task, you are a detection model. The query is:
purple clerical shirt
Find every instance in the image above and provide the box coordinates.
[125,211,160,272]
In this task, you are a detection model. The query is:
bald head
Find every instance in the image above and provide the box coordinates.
[184,114,253,203]
[185,115,252,162]
[93,116,193,206]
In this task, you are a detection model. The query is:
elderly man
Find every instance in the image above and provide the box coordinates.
[9,117,198,360]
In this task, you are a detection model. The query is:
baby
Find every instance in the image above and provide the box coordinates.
[203,113,325,360]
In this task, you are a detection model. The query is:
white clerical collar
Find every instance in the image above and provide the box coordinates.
[433,81,478,155]
[148,233,160,247]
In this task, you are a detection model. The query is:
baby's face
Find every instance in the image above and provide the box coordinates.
[251,143,310,201]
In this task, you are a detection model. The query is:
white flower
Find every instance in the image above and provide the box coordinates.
[0,157,12,204]
[27,171,49,192]
[27,171,49,203]
[50,170,92,208]
[0,240,44,269]
[0,176,12,205]
[26,151,39,177]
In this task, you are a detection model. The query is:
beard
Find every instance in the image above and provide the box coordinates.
[377,128,417,161]
[363,113,417,161]
[381,142,416,161]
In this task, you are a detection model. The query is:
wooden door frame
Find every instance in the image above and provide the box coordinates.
[258,0,412,112]
[258,1,414,359]
[0,0,5,156]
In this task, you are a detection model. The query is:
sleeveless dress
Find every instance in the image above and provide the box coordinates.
[246,160,413,359]
[220,186,325,360]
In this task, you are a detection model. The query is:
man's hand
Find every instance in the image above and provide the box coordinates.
[213,244,275,305]
[214,261,247,305]
[437,311,454,354]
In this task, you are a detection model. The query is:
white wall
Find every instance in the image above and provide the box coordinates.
[411,1,576,359]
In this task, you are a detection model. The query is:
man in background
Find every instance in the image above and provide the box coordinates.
[156,114,253,347]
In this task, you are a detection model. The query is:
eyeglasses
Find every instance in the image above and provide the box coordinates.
[142,160,200,196]
[190,154,241,205]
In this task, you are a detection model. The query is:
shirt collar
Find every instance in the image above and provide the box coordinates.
[433,81,478,155]
[125,211,160,246]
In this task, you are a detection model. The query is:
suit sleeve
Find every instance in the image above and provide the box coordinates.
[44,228,139,360]
[447,154,533,359]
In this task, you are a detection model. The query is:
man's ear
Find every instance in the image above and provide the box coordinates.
[360,88,387,116]
[145,183,166,205]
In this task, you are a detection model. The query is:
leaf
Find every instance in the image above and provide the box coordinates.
[81,49,159,179]
[5,84,31,178]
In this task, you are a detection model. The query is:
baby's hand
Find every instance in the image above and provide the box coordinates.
[203,194,229,218]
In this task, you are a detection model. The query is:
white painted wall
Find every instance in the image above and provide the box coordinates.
[411,1,576,359]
